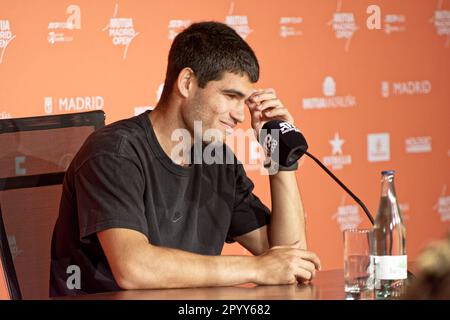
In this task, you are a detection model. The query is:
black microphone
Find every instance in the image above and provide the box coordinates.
[259,120,308,167]
[259,119,375,225]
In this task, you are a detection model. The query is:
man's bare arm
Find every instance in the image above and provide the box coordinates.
[98,228,320,289]
[234,226,269,256]
[269,171,307,249]
[246,89,308,250]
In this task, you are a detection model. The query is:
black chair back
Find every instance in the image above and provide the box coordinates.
[0,111,105,299]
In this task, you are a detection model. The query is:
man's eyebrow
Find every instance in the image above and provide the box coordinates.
[221,89,246,99]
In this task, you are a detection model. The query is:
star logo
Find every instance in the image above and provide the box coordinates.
[323,132,352,170]
[330,132,345,155]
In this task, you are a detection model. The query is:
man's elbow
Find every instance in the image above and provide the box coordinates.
[115,276,137,290]
[111,259,157,290]
[112,260,140,290]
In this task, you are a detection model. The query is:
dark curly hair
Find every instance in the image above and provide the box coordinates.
[160,21,259,101]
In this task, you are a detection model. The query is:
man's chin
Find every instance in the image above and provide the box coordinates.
[199,127,226,144]
[202,137,226,146]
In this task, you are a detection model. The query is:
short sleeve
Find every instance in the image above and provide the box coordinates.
[74,153,148,242]
[226,164,271,242]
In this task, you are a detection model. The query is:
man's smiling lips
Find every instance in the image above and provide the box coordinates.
[220,120,236,130]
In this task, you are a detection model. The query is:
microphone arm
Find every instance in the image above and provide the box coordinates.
[304,151,375,225]
[304,150,415,278]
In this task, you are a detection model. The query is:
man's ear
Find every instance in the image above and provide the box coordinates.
[177,67,195,98]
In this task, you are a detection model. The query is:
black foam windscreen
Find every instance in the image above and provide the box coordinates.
[259,120,308,167]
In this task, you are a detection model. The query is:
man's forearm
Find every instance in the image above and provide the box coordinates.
[119,243,257,290]
[268,170,307,249]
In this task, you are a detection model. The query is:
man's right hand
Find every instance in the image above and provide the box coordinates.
[98,228,321,289]
[253,241,321,285]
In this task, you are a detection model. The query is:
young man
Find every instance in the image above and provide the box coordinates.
[50,21,321,296]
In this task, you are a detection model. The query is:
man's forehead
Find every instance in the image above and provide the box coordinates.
[217,72,255,97]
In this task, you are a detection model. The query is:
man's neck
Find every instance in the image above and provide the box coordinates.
[149,101,193,166]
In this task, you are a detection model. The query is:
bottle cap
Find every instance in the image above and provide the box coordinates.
[381,170,396,175]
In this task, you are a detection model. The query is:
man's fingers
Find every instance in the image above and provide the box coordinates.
[250,92,277,104]
[269,244,322,272]
[294,260,317,283]
[298,251,321,271]
[297,260,316,278]
[258,99,282,111]
[245,99,259,111]
[263,107,288,118]
[287,249,321,271]
[294,268,313,282]
[263,108,294,124]
[248,88,277,102]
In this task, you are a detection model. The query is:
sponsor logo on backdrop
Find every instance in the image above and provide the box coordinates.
[279,17,303,38]
[434,185,450,222]
[225,15,252,39]
[0,19,16,63]
[366,5,406,34]
[323,76,336,96]
[430,1,450,48]
[323,133,352,170]
[47,4,81,44]
[0,111,11,119]
[381,81,389,98]
[102,2,139,60]
[44,96,104,114]
[225,2,252,39]
[332,195,361,231]
[368,133,390,162]
[381,80,432,98]
[332,196,410,229]
[44,96,53,114]
[405,136,432,154]
[7,235,22,259]
[302,76,357,110]
[168,20,191,40]
[383,14,406,34]
[328,0,358,52]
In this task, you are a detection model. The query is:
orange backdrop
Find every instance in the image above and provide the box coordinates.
[1,0,449,275]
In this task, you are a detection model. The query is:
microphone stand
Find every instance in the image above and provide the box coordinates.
[304,151,375,225]
[303,151,415,281]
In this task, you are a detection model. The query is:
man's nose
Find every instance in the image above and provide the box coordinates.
[230,103,245,123]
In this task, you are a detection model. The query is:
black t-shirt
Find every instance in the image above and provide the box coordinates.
[50,111,270,297]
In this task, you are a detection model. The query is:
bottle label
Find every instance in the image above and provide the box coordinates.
[372,255,407,280]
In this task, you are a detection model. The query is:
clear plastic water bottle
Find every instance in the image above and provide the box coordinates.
[371,170,407,299]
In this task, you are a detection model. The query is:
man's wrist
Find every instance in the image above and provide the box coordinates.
[278,161,298,171]
[247,255,261,284]
[264,158,298,175]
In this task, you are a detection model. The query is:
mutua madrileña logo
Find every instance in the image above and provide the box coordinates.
[303,76,357,110]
